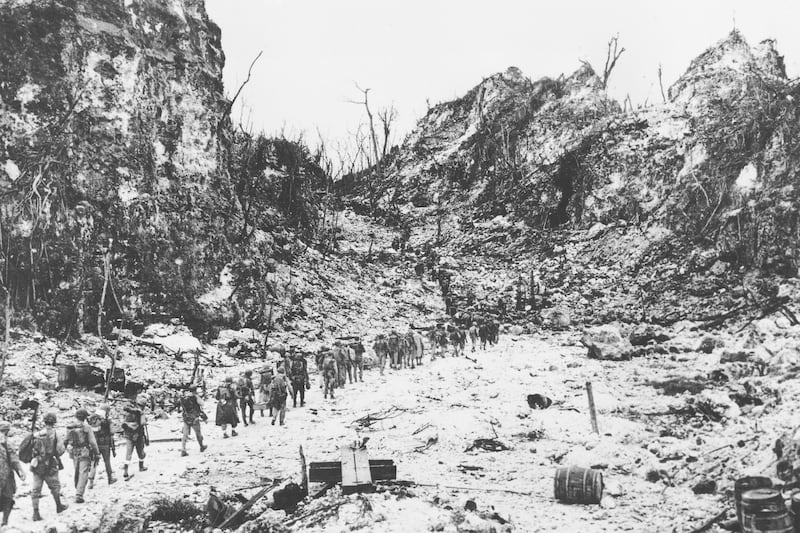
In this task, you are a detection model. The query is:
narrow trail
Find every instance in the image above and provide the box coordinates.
[3,330,748,532]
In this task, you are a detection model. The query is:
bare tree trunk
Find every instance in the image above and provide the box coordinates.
[97,248,111,338]
[0,291,9,390]
[602,35,625,89]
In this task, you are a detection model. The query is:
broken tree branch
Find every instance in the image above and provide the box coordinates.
[222,50,263,120]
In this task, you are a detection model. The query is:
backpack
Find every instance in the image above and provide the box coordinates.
[270,376,288,403]
[291,359,304,380]
[18,433,33,463]
[67,426,89,450]
[238,377,251,396]
[30,433,57,475]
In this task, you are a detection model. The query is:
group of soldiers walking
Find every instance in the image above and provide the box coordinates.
[0,319,501,526]
[0,396,150,524]
[211,348,311,440]
[315,340,366,400]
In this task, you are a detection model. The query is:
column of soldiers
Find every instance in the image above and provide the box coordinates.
[0,324,500,525]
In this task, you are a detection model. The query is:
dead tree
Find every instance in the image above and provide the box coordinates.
[658,63,667,103]
[377,105,398,160]
[349,84,383,214]
[0,289,9,391]
[601,35,625,89]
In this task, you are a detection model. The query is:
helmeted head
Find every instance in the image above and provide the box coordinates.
[244,370,252,378]
[225,376,233,383]
[43,412,57,426]
[75,408,89,421]
[0,420,9,434]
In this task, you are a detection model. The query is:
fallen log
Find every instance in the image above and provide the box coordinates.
[218,480,281,529]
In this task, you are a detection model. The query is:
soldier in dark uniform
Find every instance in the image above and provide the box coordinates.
[30,413,67,521]
[0,420,25,526]
[88,404,117,488]
[238,371,256,426]
[289,353,310,407]
[180,386,208,456]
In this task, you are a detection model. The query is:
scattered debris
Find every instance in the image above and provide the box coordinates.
[465,438,510,452]
[526,393,552,409]
[352,406,408,428]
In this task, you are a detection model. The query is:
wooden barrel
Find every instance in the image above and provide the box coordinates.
[554,466,603,504]
[736,477,775,526]
[741,489,792,533]
[105,367,126,392]
[791,492,800,533]
[57,364,76,389]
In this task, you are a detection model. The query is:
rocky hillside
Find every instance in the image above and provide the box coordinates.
[352,31,800,326]
[0,0,342,338]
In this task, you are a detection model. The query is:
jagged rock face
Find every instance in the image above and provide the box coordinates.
[375,31,800,273]
[380,61,620,224]
[669,31,787,112]
[0,0,236,332]
[0,0,225,196]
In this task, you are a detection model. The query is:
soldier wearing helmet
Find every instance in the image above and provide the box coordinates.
[0,419,25,526]
[120,396,149,481]
[88,404,116,488]
[65,408,99,503]
[30,412,67,521]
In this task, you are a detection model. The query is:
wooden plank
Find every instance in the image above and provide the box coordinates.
[309,460,396,483]
[341,445,372,494]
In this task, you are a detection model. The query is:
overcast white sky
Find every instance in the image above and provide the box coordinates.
[206,0,799,151]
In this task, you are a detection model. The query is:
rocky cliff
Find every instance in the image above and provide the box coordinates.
[0,0,338,337]
[356,31,800,326]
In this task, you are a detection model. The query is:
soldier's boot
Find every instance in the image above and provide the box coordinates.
[249,415,255,424]
[199,438,208,452]
[32,500,42,522]
[138,461,147,472]
[54,493,68,513]
[108,472,117,485]
[123,464,132,481]
[231,430,238,437]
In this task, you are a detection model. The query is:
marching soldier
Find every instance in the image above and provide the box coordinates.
[121,397,149,481]
[0,420,25,526]
[65,408,99,503]
[29,412,68,521]
[88,404,116,488]
[180,386,208,456]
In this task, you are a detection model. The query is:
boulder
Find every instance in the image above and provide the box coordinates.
[581,325,634,361]
[720,350,755,363]
[697,336,718,354]
[629,325,671,346]
[542,307,571,329]
[508,325,525,336]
